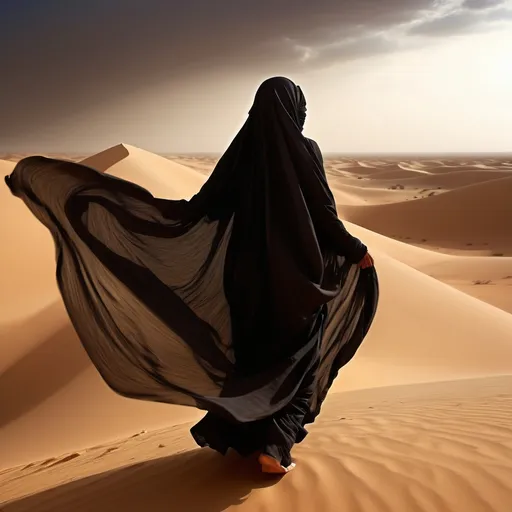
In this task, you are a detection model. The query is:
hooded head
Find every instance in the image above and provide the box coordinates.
[249,76,307,132]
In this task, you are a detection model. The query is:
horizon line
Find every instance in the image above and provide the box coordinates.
[2,151,512,158]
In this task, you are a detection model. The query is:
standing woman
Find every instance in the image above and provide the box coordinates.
[5,76,378,474]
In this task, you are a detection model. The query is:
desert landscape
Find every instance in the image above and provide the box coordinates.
[1,146,512,512]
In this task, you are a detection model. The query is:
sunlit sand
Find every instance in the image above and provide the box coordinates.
[1,146,511,511]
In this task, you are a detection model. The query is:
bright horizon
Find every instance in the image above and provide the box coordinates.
[1,0,512,154]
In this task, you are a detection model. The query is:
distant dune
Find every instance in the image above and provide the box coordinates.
[341,175,512,255]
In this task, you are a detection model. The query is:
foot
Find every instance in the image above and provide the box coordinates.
[258,453,296,474]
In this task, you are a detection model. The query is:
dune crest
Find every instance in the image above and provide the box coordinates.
[80,143,130,170]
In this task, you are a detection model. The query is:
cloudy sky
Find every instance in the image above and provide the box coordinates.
[1,0,511,153]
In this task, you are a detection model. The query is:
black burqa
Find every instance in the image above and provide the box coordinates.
[5,76,379,466]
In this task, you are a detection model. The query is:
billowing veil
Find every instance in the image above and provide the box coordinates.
[5,77,378,437]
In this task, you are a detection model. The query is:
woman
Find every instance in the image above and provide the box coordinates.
[5,76,378,474]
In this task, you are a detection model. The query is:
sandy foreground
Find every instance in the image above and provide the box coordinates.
[1,146,511,511]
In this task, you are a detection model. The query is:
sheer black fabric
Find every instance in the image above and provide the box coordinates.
[5,77,378,465]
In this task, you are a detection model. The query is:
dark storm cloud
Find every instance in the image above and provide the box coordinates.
[1,0,507,144]
[462,0,506,9]
[0,0,435,81]
[0,0,438,142]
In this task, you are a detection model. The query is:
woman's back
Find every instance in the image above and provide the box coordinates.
[5,76,378,472]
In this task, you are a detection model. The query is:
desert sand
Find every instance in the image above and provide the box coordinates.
[1,146,511,511]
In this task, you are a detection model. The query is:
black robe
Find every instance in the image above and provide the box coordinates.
[5,76,379,466]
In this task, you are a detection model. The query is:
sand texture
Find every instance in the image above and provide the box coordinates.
[1,147,511,511]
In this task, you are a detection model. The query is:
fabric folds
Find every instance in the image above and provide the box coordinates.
[5,76,379,463]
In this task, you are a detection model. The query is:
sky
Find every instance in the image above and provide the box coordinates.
[1,0,511,154]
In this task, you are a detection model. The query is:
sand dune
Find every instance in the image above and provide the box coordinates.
[396,162,431,173]
[83,144,205,199]
[335,252,512,392]
[341,175,512,254]
[332,183,413,205]
[389,169,511,189]
[419,256,512,314]
[364,168,433,180]
[2,376,511,512]
[425,164,502,174]
[166,154,220,176]
[0,159,59,323]
[0,298,201,469]
[0,159,15,170]
[80,143,130,170]
[327,185,366,205]
[1,148,511,511]
[346,222,512,313]
[324,161,512,214]
[332,169,511,191]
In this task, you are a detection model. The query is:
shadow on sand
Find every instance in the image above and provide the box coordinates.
[0,311,89,428]
[4,448,279,512]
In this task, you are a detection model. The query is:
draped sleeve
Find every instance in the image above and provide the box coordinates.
[305,138,367,263]
[155,130,247,223]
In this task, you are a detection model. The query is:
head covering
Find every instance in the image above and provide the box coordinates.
[5,76,378,424]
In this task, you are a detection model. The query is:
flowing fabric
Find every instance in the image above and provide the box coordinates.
[5,77,379,466]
